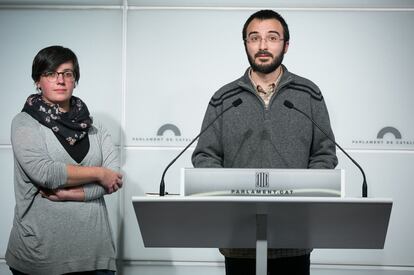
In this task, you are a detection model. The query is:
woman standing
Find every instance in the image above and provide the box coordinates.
[6,46,123,275]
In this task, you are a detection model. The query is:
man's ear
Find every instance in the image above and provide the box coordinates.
[284,41,290,54]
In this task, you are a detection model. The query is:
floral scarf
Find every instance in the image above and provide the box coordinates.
[22,94,92,145]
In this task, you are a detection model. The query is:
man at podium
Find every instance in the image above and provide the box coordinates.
[192,9,338,275]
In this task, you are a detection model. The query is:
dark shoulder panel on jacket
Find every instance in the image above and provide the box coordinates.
[209,77,246,108]
[286,73,323,101]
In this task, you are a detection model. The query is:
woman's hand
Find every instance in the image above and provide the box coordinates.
[66,165,123,194]
[98,167,123,194]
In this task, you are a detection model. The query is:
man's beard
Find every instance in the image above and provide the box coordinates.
[247,48,285,74]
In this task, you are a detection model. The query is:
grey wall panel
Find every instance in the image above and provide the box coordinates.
[122,148,223,261]
[313,266,414,275]
[0,9,123,145]
[123,263,223,275]
[283,11,414,151]
[125,10,248,147]
[313,151,414,266]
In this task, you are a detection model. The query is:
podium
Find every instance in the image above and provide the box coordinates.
[132,196,392,275]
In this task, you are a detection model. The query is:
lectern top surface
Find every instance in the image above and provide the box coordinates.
[132,195,392,204]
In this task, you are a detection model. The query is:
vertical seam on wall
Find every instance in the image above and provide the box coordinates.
[118,0,128,262]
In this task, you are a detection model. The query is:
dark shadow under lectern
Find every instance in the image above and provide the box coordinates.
[132,196,392,275]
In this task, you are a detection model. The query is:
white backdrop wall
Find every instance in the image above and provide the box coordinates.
[1,1,413,275]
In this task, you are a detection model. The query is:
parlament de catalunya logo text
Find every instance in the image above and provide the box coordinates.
[132,123,192,143]
[352,126,414,145]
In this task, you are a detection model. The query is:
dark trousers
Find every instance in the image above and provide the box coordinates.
[225,254,310,275]
[10,268,115,275]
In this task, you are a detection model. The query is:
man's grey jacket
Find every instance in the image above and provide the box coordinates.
[192,65,338,171]
[191,65,338,259]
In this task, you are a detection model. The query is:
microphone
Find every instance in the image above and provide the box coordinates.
[283,100,368,198]
[159,98,243,196]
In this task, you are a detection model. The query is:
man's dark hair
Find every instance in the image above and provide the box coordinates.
[242,10,290,43]
[32,45,80,84]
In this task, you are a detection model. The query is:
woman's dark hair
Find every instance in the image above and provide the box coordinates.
[31,45,80,83]
[242,10,290,43]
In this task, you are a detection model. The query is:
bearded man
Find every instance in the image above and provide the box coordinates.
[192,10,338,275]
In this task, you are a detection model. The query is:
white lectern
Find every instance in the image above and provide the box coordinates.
[132,196,392,275]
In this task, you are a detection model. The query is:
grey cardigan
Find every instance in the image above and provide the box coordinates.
[6,112,118,274]
[192,66,338,258]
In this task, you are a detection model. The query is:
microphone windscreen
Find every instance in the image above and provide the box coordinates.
[232,98,243,107]
[283,100,294,109]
